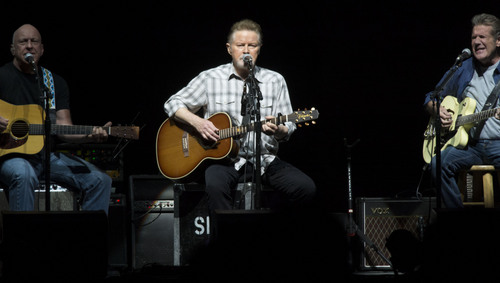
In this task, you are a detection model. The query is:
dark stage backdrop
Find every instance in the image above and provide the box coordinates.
[0,1,498,212]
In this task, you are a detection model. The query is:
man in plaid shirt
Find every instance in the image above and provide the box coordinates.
[164,19,316,212]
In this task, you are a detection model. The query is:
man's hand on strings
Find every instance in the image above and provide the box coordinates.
[0,116,8,132]
[195,118,219,142]
[439,106,453,128]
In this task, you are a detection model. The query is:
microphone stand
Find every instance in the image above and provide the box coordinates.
[31,61,52,211]
[428,57,464,209]
[345,138,360,238]
[244,60,263,209]
[343,138,394,272]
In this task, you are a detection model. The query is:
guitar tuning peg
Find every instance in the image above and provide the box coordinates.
[311,107,316,110]
[305,122,310,126]
[298,124,302,127]
[312,121,316,125]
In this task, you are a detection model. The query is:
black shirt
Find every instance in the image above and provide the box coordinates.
[0,61,71,157]
[0,61,70,110]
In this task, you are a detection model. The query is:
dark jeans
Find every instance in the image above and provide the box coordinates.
[204,158,316,211]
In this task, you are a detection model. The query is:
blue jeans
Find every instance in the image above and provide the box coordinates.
[0,152,111,214]
[431,140,500,208]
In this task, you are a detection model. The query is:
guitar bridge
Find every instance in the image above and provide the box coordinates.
[182,132,189,157]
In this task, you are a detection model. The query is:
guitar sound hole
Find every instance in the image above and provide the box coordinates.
[11,120,29,139]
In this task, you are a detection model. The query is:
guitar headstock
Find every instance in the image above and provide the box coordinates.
[290,107,319,127]
[109,126,140,140]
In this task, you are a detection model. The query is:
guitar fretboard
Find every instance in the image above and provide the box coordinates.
[217,116,288,140]
[29,124,109,135]
[457,108,498,127]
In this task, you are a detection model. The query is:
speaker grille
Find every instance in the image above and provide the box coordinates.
[356,197,435,270]
[364,215,422,268]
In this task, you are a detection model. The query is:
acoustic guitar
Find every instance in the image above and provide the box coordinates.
[156,108,319,180]
[0,99,139,157]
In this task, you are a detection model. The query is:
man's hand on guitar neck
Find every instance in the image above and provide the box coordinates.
[495,108,500,120]
[262,115,288,140]
[85,121,112,143]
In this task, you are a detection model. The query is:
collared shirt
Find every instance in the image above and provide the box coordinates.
[164,63,296,174]
[424,58,500,139]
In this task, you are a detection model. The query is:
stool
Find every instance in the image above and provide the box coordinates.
[174,182,272,210]
[458,165,497,208]
[233,182,273,210]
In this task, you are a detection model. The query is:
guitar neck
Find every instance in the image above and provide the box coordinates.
[215,109,318,140]
[218,115,293,140]
[456,107,498,127]
[30,124,108,136]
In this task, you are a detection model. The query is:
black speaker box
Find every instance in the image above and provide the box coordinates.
[129,175,174,269]
[184,209,351,282]
[108,193,128,268]
[355,197,436,270]
[0,211,108,280]
[129,175,214,269]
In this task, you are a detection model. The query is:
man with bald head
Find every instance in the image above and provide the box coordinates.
[0,24,112,213]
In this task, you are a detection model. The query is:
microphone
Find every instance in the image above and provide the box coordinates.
[242,54,253,66]
[24,53,35,64]
[455,48,471,66]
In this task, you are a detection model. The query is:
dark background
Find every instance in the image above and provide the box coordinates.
[0,1,498,212]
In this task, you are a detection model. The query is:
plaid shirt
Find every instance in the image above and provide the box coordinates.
[164,63,296,174]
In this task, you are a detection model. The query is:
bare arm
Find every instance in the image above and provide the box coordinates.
[173,107,219,142]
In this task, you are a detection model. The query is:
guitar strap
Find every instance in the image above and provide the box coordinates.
[473,78,500,139]
[41,67,56,110]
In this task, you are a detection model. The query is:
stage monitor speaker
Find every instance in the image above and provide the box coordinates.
[356,197,436,270]
[0,211,108,280]
[183,210,351,282]
[129,174,174,269]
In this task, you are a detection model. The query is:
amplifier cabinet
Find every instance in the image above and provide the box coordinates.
[356,197,435,270]
[129,176,212,268]
[129,175,174,269]
[0,186,77,212]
